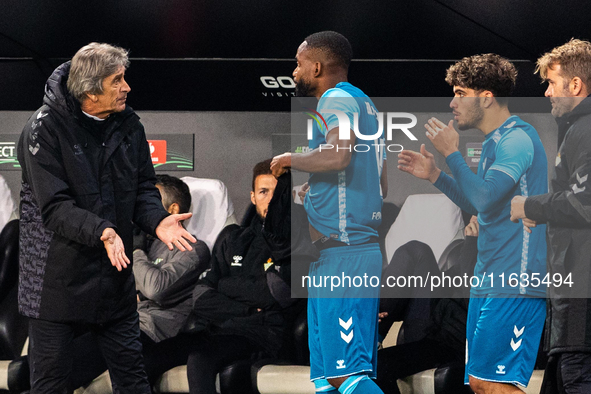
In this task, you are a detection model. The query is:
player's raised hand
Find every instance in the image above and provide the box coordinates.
[271,152,291,177]
[155,213,197,251]
[398,144,441,183]
[425,117,459,158]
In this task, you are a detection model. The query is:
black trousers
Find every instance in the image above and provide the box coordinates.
[542,352,591,394]
[28,311,151,394]
[376,338,463,394]
[187,334,261,394]
[70,331,198,387]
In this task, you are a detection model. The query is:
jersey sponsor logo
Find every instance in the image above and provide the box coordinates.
[231,255,243,266]
[496,365,506,375]
[336,359,347,369]
[371,212,381,220]
[339,317,354,343]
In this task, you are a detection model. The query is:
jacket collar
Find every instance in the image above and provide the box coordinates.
[557,94,591,124]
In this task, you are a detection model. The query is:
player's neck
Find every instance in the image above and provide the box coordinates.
[316,74,348,98]
[479,107,512,136]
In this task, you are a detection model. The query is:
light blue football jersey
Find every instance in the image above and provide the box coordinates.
[473,115,548,297]
[304,82,385,245]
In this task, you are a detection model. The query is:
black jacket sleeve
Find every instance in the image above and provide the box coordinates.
[18,115,113,247]
[525,125,591,227]
[261,172,291,263]
[132,127,170,235]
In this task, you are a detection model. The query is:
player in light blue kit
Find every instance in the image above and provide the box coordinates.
[398,54,548,394]
[272,31,386,394]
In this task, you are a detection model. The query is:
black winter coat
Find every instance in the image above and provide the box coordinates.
[17,62,168,323]
[526,95,591,354]
[190,173,302,357]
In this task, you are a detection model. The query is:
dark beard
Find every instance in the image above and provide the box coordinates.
[457,98,484,131]
[295,79,314,97]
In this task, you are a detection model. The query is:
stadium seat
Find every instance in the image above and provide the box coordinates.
[180,177,237,252]
[384,194,464,267]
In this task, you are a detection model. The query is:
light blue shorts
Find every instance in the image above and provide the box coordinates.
[465,296,545,387]
[307,243,382,381]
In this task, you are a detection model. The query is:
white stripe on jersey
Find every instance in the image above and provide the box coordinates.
[338,170,350,244]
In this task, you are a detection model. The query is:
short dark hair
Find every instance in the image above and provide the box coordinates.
[252,159,273,191]
[304,31,353,70]
[155,174,191,214]
[445,53,517,106]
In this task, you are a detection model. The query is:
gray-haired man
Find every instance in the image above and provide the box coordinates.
[17,42,195,393]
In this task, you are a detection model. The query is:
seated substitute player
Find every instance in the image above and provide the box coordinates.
[182,159,302,394]
[398,54,548,394]
[272,31,387,394]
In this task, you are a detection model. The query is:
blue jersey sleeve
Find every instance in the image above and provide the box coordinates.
[433,171,478,215]
[489,130,534,182]
[445,151,519,213]
[317,89,360,137]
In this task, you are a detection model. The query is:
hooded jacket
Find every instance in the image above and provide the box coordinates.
[189,173,312,357]
[525,95,591,354]
[17,62,168,323]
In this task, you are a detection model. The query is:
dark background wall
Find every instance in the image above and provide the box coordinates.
[0,0,589,218]
[2,0,591,111]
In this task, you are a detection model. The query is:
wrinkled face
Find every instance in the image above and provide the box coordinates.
[449,86,485,130]
[544,65,576,118]
[94,66,131,118]
[250,174,278,219]
[293,42,316,97]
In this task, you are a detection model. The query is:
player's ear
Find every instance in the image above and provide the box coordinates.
[314,61,322,77]
[482,91,495,108]
[250,191,256,206]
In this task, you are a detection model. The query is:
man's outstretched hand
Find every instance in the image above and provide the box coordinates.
[101,228,130,271]
[155,213,197,251]
[398,144,441,183]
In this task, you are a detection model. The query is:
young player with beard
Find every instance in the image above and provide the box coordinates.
[272,31,387,394]
[398,54,548,394]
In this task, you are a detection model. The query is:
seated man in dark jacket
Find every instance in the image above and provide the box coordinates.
[184,159,300,394]
[130,159,311,392]
[134,175,211,344]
